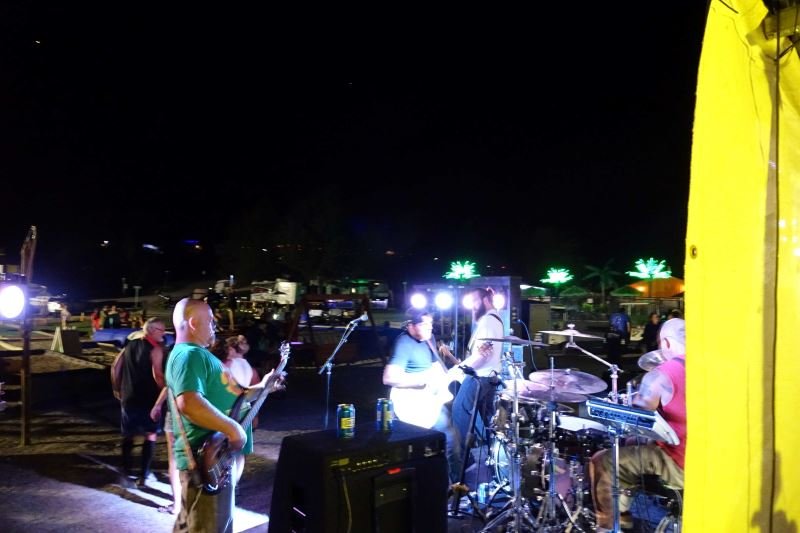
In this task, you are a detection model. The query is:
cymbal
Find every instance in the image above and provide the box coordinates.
[527,369,608,394]
[638,350,666,371]
[521,389,588,403]
[479,335,549,347]
[538,328,604,340]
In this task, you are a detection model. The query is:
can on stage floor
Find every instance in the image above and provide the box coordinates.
[376,398,394,432]
[337,403,355,439]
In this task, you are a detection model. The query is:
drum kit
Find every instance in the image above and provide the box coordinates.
[465,326,673,533]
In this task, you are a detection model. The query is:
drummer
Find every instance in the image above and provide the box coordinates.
[589,318,687,531]
[451,288,505,456]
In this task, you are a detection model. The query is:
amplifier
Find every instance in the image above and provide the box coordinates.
[585,398,679,445]
[269,421,448,533]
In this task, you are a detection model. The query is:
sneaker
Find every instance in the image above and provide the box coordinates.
[135,476,147,488]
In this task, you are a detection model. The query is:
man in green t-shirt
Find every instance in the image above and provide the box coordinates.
[166,298,277,533]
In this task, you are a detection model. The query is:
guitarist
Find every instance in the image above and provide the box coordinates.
[451,288,505,460]
[382,308,462,483]
[165,298,283,533]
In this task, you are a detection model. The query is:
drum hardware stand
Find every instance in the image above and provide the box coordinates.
[562,325,624,403]
[480,352,537,532]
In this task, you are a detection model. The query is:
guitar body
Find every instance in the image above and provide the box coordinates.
[390,365,456,429]
[198,342,290,494]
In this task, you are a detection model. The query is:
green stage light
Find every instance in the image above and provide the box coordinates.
[627,258,672,280]
[444,260,480,280]
[540,268,574,285]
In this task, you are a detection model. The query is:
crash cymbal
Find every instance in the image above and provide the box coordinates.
[638,349,666,371]
[479,335,549,348]
[538,328,604,340]
[496,379,544,404]
[521,389,588,403]
[527,369,608,394]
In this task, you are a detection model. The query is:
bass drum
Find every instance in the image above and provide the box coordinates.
[490,440,578,501]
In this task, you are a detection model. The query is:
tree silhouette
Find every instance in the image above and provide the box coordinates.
[583,259,621,306]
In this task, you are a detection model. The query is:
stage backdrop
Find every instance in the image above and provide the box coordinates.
[686,1,800,531]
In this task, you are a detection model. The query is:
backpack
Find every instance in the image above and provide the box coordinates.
[110,348,125,401]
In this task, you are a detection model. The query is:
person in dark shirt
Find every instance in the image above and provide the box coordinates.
[642,312,662,352]
[119,317,167,486]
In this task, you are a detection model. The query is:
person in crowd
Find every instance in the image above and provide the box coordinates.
[590,318,687,531]
[382,308,461,483]
[606,307,631,366]
[117,317,167,487]
[59,303,71,330]
[642,312,662,353]
[150,345,181,516]
[166,298,283,532]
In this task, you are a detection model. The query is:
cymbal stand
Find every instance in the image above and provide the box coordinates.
[563,326,625,532]
[563,327,623,403]
[532,355,575,532]
[480,352,536,532]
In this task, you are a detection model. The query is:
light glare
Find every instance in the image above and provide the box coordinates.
[0,285,25,319]
[434,292,453,310]
[493,293,506,310]
[410,293,427,309]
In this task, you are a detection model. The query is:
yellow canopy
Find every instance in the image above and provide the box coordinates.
[686,1,800,530]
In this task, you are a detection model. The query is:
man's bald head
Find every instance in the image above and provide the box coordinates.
[659,318,685,358]
[173,298,215,346]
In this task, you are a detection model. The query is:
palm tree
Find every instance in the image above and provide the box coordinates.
[583,260,621,306]
[627,258,672,297]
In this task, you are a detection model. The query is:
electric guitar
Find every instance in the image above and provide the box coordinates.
[198,341,290,493]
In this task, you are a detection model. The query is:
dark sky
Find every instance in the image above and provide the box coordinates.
[0,4,709,294]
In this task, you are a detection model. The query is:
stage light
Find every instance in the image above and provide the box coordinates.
[493,293,506,310]
[410,293,427,309]
[434,292,453,310]
[0,284,25,319]
[462,294,473,310]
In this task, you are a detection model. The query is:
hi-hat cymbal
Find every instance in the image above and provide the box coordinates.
[521,389,588,403]
[528,369,608,394]
[638,350,666,371]
[538,328,604,340]
[479,335,549,347]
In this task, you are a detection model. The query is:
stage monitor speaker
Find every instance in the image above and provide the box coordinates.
[269,420,448,533]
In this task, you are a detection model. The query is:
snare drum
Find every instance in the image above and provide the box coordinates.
[555,415,609,459]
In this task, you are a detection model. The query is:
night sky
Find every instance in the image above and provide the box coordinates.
[0,4,709,296]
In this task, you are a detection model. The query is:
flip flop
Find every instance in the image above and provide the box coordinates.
[158,505,176,515]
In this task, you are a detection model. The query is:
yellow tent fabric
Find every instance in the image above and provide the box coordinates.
[686,1,800,531]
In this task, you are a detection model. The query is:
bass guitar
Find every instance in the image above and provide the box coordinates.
[198,341,290,493]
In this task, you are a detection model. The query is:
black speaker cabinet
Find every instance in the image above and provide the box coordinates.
[269,421,448,533]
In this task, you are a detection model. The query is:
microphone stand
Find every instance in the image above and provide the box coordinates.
[319,319,361,429]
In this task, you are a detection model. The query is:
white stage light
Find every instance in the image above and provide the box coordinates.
[0,285,25,319]
[462,294,473,310]
[493,293,506,310]
[410,293,427,309]
[434,292,453,310]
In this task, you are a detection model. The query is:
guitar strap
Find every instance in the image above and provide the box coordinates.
[425,339,448,372]
[167,387,199,474]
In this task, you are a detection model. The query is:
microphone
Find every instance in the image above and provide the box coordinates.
[348,313,369,326]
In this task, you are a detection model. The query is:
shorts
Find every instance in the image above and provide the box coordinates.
[121,405,162,437]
